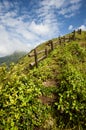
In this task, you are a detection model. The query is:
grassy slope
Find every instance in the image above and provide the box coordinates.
[0,31,86,130]
[1,32,83,78]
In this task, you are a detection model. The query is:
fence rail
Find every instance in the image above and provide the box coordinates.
[28,29,82,68]
[28,48,48,68]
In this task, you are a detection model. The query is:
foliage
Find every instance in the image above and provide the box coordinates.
[53,43,86,129]
[0,31,86,130]
[0,73,49,129]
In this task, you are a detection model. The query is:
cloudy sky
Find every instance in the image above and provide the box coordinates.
[0,0,86,57]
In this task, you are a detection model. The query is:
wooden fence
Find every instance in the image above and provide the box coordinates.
[28,29,82,68]
[28,48,48,68]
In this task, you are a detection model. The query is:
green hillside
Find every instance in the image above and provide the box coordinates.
[0,31,86,130]
[0,51,26,66]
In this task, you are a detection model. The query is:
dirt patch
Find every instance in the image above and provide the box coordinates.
[39,94,56,105]
[40,79,57,105]
[79,42,86,47]
[43,80,57,87]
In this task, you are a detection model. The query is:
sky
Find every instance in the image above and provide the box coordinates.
[0,0,86,57]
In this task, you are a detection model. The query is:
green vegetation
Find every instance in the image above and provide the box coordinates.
[0,51,26,66]
[0,31,86,130]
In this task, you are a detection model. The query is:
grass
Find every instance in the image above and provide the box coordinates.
[0,30,86,130]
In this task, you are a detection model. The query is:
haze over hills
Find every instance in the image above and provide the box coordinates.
[0,51,27,66]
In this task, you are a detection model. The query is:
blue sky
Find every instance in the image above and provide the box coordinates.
[0,0,86,57]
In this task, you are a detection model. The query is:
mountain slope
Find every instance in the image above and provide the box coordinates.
[0,31,86,130]
[0,51,26,66]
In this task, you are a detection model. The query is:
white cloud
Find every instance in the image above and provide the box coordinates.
[40,0,65,9]
[29,21,50,36]
[68,25,74,30]
[70,0,81,4]
[38,0,82,21]
[37,0,60,35]
[0,1,51,57]
[65,13,75,18]
[0,0,63,57]
[0,0,83,57]
[58,0,81,18]
[78,25,86,31]
[0,25,29,57]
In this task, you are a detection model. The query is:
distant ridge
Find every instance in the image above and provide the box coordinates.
[0,51,27,66]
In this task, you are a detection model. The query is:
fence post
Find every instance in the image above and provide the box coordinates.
[63,36,65,42]
[51,40,54,50]
[78,29,81,34]
[45,47,48,57]
[49,40,54,50]
[59,37,61,45]
[73,30,75,40]
[34,49,38,68]
[69,35,71,42]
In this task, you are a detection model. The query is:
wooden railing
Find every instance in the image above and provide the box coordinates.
[28,29,82,68]
[28,48,48,68]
